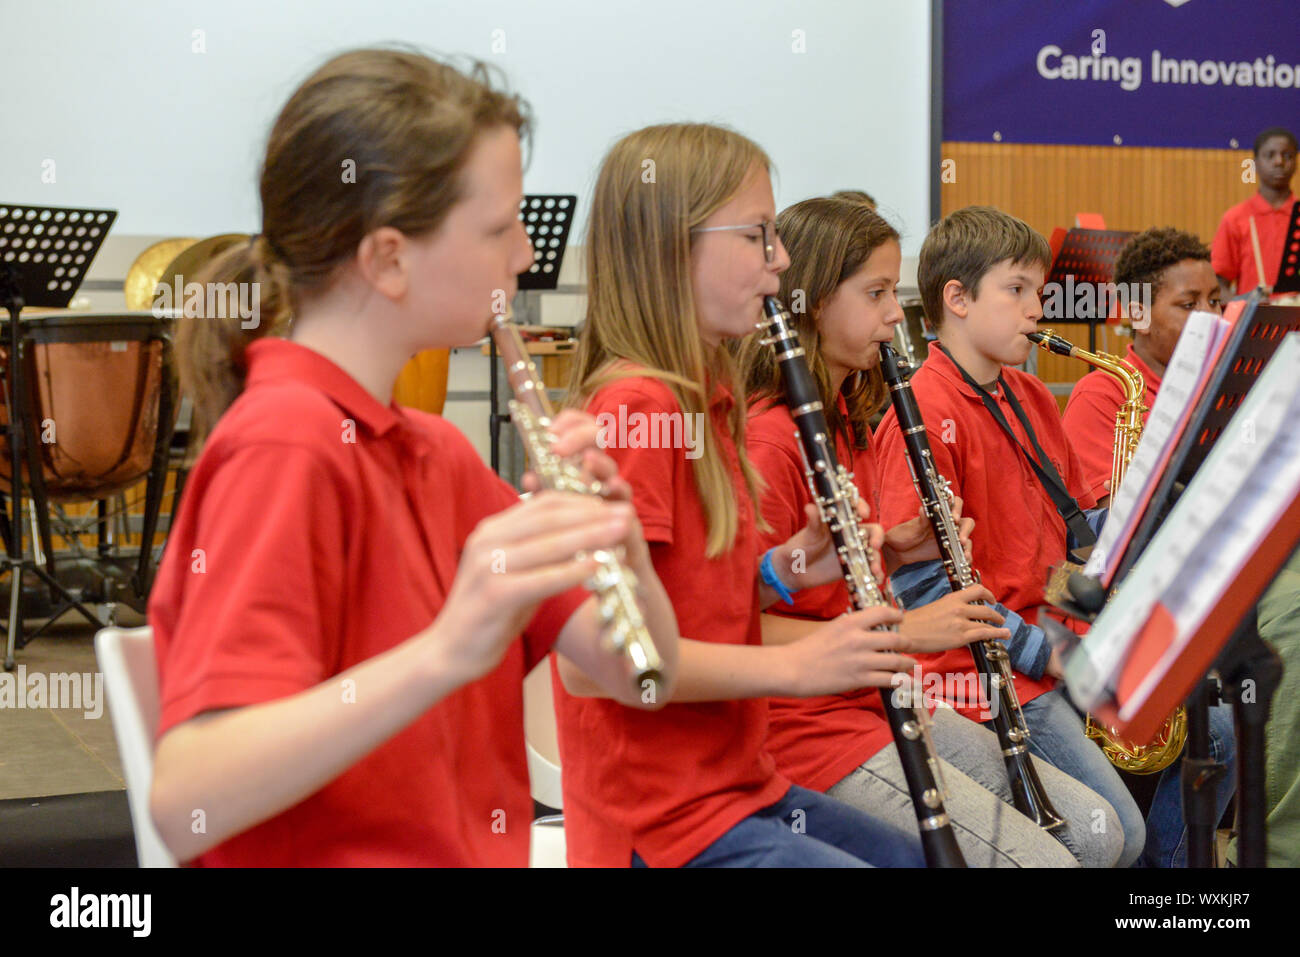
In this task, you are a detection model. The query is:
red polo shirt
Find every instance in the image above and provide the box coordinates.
[149,337,587,867]
[745,396,895,791]
[551,374,789,867]
[1061,343,1161,501]
[1212,192,1297,291]
[874,347,1097,720]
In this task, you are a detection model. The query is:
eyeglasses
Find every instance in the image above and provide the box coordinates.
[690,220,780,264]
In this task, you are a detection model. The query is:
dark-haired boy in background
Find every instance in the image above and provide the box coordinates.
[1212,127,1297,293]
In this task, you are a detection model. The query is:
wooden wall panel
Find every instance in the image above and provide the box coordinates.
[939,142,1257,245]
[938,141,1255,405]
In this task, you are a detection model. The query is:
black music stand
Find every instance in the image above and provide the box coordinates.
[1272,200,1300,295]
[489,195,577,475]
[0,202,117,670]
[1052,296,1300,865]
[1211,603,1284,868]
[1114,298,1300,580]
[1112,297,1300,867]
[1046,228,1134,353]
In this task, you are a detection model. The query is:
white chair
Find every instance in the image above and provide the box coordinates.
[94,625,177,868]
[98,625,566,868]
[524,662,567,868]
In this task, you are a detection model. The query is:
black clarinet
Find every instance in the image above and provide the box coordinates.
[878,343,1065,832]
[761,297,966,867]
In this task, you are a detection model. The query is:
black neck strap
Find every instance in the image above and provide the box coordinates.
[937,344,1096,548]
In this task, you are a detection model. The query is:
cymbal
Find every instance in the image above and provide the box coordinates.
[123,238,197,310]
[156,233,250,296]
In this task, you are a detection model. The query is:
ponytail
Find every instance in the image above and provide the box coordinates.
[175,235,292,448]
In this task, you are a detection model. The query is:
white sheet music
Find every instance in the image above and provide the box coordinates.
[1124,383,1300,716]
[1084,311,1229,581]
[1067,333,1300,713]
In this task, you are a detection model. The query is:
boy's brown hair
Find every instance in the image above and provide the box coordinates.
[917,206,1051,330]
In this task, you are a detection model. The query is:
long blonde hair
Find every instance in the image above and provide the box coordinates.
[569,123,769,557]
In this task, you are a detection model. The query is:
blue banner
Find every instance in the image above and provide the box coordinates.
[943,0,1300,148]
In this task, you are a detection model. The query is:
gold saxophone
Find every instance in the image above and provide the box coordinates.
[491,314,664,692]
[1029,329,1187,775]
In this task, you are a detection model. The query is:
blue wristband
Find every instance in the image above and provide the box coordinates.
[760,549,797,606]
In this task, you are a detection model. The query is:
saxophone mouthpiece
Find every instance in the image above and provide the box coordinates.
[1026,330,1074,357]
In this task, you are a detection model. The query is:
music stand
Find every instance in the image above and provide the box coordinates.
[1045,228,1134,352]
[1114,298,1300,584]
[489,195,578,475]
[1272,200,1300,295]
[1054,300,1300,865]
[0,202,117,670]
[1092,501,1299,867]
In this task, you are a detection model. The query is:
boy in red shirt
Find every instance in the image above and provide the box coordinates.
[874,205,1145,866]
[1063,228,1223,504]
[737,196,1125,867]
[1061,226,1236,867]
[1212,127,1297,293]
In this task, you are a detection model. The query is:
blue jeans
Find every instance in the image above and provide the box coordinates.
[1142,701,1236,868]
[631,785,926,867]
[1014,689,1147,867]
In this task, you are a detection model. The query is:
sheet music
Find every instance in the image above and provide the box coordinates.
[1084,312,1229,581]
[1067,333,1300,712]
[1123,382,1300,716]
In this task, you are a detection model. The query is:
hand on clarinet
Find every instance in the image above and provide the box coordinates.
[1045,644,1067,680]
[430,492,637,684]
[883,497,975,571]
[781,607,917,696]
[898,586,1010,651]
[770,501,887,596]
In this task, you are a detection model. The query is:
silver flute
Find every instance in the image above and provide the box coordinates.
[491,314,663,690]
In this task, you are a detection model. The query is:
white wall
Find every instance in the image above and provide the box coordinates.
[0,0,933,251]
[1,0,932,467]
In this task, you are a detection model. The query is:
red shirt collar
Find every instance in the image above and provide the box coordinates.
[746,387,851,418]
[710,379,737,413]
[1247,191,1296,215]
[925,344,991,400]
[1123,342,1162,392]
[244,338,404,438]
